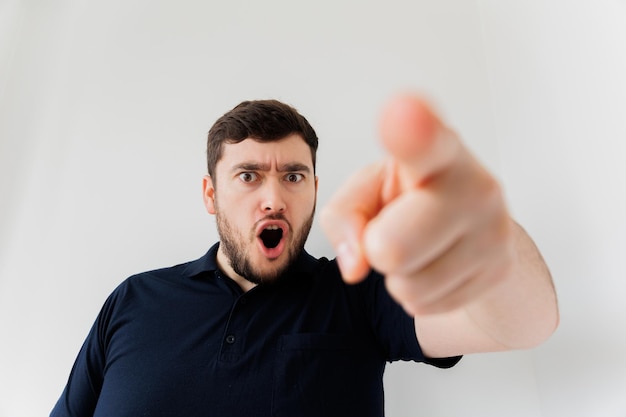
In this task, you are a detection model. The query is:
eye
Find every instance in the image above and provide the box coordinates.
[238,172,258,183]
[285,173,304,183]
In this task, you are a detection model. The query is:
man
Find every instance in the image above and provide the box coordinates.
[51,95,558,416]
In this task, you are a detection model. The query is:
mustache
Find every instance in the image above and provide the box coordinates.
[262,213,287,221]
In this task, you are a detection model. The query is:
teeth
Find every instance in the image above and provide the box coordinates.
[265,225,280,230]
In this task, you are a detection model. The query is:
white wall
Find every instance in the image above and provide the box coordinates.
[1,1,625,416]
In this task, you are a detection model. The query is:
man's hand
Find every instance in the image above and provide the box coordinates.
[320,94,514,317]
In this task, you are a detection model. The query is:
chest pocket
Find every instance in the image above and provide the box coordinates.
[272,333,384,417]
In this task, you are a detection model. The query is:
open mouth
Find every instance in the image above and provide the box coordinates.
[260,225,283,249]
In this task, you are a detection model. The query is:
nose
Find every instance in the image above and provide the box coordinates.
[261,180,286,213]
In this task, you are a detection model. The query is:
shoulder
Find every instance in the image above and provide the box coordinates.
[117,261,193,292]
[102,254,213,313]
[117,245,220,293]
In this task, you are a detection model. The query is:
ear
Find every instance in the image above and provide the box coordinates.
[202,175,217,214]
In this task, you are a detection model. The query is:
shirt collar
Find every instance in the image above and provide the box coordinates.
[181,243,220,279]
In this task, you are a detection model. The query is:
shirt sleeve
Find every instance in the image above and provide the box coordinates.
[359,271,462,368]
[50,290,119,417]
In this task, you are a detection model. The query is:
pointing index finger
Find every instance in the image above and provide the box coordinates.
[379,95,460,191]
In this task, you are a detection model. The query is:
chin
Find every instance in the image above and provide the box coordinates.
[247,257,291,285]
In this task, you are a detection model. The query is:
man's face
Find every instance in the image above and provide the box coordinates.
[203,134,318,286]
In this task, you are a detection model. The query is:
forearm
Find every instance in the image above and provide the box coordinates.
[464,220,559,350]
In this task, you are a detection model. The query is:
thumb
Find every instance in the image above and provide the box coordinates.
[379,94,459,193]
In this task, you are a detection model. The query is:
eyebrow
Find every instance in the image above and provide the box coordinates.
[231,162,311,174]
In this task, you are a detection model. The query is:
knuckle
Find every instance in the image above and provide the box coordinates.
[364,230,412,273]
[458,168,504,216]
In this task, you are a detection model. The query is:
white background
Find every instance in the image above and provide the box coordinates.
[1,1,625,416]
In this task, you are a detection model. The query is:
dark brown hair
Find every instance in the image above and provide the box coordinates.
[206,99,319,178]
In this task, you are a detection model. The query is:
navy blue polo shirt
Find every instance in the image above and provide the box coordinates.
[51,243,460,417]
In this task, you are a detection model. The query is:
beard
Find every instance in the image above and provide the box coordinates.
[216,209,315,285]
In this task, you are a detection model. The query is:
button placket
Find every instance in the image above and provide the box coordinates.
[218,293,253,362]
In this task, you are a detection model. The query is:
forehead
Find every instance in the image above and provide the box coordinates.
[218,134,313,170]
